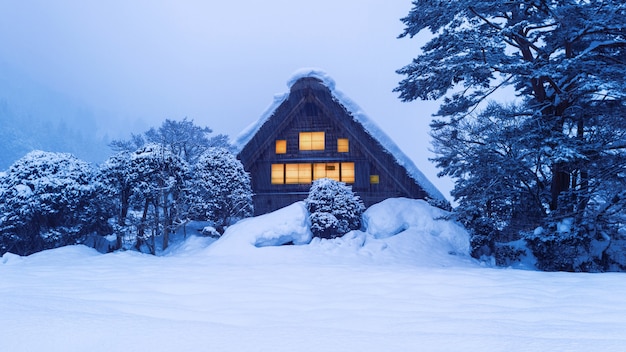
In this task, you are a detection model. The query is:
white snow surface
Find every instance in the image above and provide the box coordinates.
[2,198,626,351]
[232,68,447,202]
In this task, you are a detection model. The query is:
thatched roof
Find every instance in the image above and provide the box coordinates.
[234,68,446,202]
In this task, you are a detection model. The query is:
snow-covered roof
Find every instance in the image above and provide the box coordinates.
[233,68,446,202]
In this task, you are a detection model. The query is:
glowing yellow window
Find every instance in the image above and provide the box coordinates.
[275,140,287,154]
[285,163,312,184]
[299,132,325,151]
[313,163,340,181]
[271,164,285,184]
[337,138,349,153]
[370,175,380,184]
[341,162,355,183]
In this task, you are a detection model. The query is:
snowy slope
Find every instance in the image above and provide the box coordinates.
[2,199,626,352]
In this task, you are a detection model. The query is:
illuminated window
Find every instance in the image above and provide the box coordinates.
[314,163,340,181]
[341,162,355,183]
[272,162,354,184]
[271,164,285,184]
[275,140,286,154]
[370,175,380,184]
[285,163,312,184]
[299,132,325,151]
[337,138,349,153]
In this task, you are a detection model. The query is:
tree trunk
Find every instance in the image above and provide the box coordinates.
[136,198,150,251]
[550,162,570,211]
[118,186,130,226]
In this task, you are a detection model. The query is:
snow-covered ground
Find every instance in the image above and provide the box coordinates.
[2,199,625,351]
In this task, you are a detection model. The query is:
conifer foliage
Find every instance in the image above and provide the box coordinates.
[0,119,253,256]
[396,1,626,271]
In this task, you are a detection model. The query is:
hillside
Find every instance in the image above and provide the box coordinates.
[0,62,111,170]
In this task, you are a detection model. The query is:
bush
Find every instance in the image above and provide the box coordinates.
[0,151,108,255]
[304,178,365,239]
[191,148,253,233]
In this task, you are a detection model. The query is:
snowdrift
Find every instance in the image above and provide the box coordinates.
[4,199,626,352]
[203,198,470,266]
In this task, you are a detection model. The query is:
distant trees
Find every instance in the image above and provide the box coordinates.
[0,119,253,256]
[305,178,364,239]
[396,1,626,271]
[0,151,109,255]
[110,117,232,163]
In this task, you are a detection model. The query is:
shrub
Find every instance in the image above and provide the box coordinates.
[304,178,365,239]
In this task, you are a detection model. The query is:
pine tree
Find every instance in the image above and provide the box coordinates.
[127,144,190,254]
[105,118,230,253]
[111,118,231,163]
[396,1,626,271]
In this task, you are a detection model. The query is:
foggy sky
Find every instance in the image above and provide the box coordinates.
[0,1,453,198]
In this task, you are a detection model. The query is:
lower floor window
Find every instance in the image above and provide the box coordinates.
[271,162,355,184]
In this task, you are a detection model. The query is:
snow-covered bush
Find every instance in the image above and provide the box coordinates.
[190,147,253,233]
[129,143,190,253]
[0,151,108,256]
[523,220,611,272]
[304,178,364,239]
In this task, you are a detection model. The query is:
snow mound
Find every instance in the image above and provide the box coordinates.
[205,197,470,267]
[162,235,218,257]
[206,202,313,255]
[1,252,23,265]
[14,245,102,265]
[365,198,464,241]
[360,198,470,264]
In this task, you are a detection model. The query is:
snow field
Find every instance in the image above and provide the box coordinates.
[1,199,625,351]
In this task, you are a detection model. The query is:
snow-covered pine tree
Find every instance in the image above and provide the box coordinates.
[104,119,241,252]
[111,118,232,164]
[395,1,626,271]
[97,150,135,249]
[190,147,253,233]
[127,143,190,254]
[305,178,365,239]
[0,151,108,256]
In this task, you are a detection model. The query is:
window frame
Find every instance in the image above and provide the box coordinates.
[299,132,325,151]
[337,138,349,153]
[275,140,287,154]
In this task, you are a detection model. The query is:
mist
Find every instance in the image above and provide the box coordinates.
[0,1,452,197]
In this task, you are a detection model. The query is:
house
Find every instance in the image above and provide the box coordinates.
[235,70,447,215]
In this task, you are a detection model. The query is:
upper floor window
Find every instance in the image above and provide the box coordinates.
[275,140,287,154]
[337,138,349,153]
[299,132,325,151]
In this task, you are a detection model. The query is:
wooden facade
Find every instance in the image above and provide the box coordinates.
[237,76,445,215]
